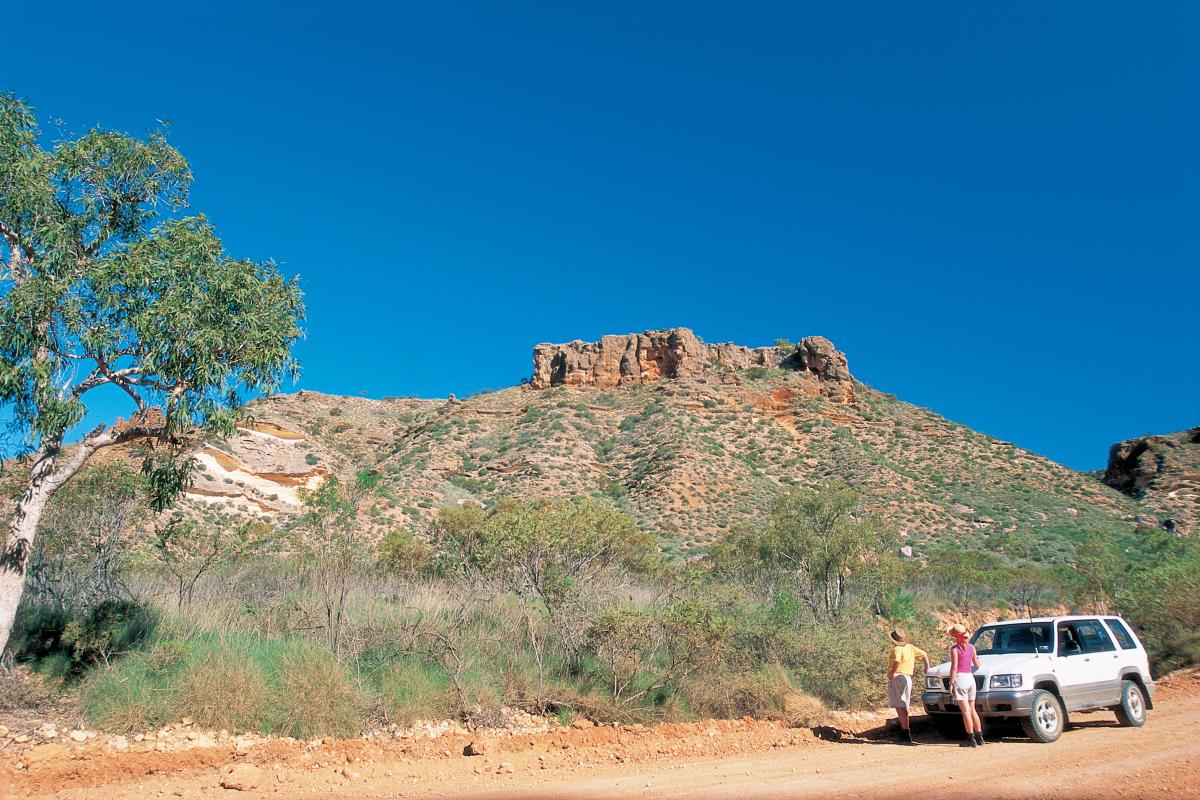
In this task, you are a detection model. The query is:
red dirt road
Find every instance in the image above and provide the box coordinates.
[6,672,1199,800]
[434,675,1200,800]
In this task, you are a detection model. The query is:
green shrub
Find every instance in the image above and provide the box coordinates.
[70,600,159,666]
[683,666,825,725]
[790,614,890,709]
[80,651,169,731]
[81,632,365,736]
[1117,543,1200,673]
[8,604,73,670]
[10,600,158,681]
[377,528,433,578]
[374,658,453,723]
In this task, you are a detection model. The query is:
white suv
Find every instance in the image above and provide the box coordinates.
[921,615,1155,743]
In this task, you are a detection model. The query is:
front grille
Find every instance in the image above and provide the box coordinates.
[940,676,987,691]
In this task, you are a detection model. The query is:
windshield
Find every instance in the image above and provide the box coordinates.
[972,623,1054,654]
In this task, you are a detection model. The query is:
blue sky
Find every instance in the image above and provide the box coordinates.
[2,1,1196,470]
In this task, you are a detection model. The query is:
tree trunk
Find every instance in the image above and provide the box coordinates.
[0,446,62,657]
[0,423,129,656]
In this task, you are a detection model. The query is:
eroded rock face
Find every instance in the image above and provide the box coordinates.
[1104,427,1200,535]
[795,337,851,384]
[529,327,853,399]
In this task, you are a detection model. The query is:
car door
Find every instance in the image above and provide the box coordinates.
[1072,619,1122,707]
[1060,618,1123,705]
[1054,622,1093,709]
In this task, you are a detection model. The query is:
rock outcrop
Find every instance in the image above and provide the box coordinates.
[529,328,853,399]
[1104,427,1200,535]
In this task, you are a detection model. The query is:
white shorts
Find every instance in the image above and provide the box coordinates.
[953,673,977,703]
[888,675,912,708]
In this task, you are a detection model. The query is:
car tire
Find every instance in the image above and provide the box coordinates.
[1021,689,1064,743]
[931,713,966,740]
[1114,679,1147,727]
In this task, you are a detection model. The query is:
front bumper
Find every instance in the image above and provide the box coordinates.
[922,689,1036,717]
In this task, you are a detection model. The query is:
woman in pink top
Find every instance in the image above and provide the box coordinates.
[948,623,985,748]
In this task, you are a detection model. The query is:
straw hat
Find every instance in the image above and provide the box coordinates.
[889,628,908,644]
[947,623,969,638]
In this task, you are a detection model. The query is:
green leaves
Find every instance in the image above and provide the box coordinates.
[53,127,191,250]
[430,497,659,602]
[0,93,304,481]
[707,482,895,622]
[140,448,200,513]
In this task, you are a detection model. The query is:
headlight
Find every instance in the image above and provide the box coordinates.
[989,674,1023,689]
[925,676,944,690]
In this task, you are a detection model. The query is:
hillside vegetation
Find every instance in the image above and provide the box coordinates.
[154,328,1153,565]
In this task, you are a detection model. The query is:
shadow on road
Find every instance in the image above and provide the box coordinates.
[816,715,1053,747]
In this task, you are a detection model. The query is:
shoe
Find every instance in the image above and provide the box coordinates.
[904,731,917,746]
[959,739,978,748]
[974,733,986,746]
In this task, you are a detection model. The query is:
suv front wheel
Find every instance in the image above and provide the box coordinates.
[1021,689,1064,743]
[1114,679,1147,727]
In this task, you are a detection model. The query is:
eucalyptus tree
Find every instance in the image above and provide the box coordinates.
[708,482,895,622]
[0,93,304,654]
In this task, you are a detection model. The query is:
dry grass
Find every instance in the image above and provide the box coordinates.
[174,647,269,731]
[270,641,366,738]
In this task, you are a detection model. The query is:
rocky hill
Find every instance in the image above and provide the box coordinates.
[149,327,1164,562]
[1104,427,1200,536]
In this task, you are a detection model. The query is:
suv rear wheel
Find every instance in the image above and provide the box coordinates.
[1114,679,1147,727]
[1021,689,1064,743]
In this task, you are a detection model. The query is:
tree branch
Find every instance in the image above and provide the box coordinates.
[0,219,34,283]
[72,366,142,397]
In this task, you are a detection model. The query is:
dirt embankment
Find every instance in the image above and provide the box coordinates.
[3,671,1199,800]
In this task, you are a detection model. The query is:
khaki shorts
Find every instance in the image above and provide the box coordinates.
[953,673,977,702]
[888,674,913,708]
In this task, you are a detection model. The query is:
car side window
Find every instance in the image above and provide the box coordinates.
[1104,618,1138,650]
[1057,624,1082,655]
[1075,619,1116,653]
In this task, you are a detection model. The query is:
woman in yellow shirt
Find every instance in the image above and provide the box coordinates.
[887,628,931,745]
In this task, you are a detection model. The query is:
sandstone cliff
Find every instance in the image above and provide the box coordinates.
[529,328,853,400]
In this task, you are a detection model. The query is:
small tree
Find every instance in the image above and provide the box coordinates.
[430,497,658,674]
[774,338,799,357]
[1116,540,1200,671]
[999,563,1061,619]
[296,471,378,653]
[26,464,145,610]
[921,544,1004,615]
[153,516,266,607]
[1073,531,1135,612]
[708,482,893,622]
[0,93,304,654]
